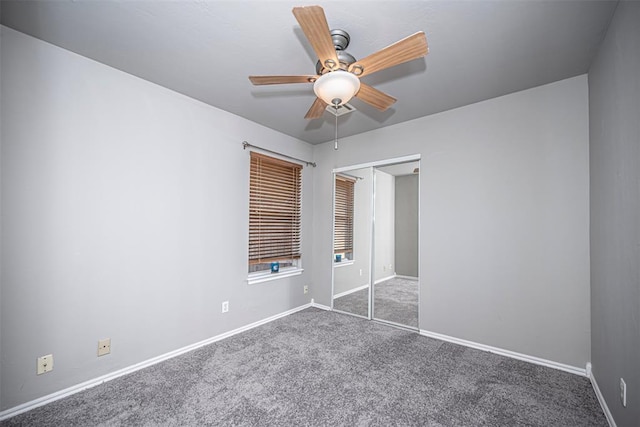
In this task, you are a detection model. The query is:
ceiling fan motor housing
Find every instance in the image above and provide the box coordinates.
[331,29,350,51]
[316,29,357,74]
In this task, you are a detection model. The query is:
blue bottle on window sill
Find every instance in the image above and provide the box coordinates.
[335,254,342,262]
[270,262,280,273]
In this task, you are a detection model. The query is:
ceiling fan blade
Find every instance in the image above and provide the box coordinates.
[348,32,428,78]
[355,83,397,111]
[249,75,318,85]
[304,97,328,119]
[292,6,340,72]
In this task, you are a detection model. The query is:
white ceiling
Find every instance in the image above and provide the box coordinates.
[0,0,617,145]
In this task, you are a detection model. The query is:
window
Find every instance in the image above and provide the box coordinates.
[248,152,302,274]
[334,175,355,262]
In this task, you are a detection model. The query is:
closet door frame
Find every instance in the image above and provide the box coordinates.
[331,154,421,329]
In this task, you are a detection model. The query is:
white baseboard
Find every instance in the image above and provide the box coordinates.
[374,274,396,285]
[310,299,331,311]
[0,302,313,422]
[419,329,588,377]
[395,275,418,281]
[333,284,369,299]
[590,371,616,427]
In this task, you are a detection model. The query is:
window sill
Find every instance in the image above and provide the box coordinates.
[333,260,355,268]
[247,268,304,285]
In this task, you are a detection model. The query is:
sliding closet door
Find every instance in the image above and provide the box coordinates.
[332,167,372,319]
[372,163,420,329]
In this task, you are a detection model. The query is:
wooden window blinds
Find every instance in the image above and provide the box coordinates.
[249,152,302,265]
[334,176,355,255]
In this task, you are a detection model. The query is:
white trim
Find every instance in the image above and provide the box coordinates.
[333,284,369,299]
[395,275,418,281]
[247,268,303,285]
[368,167,375,320]
[0,303,313,422]
[590,371,617,427]
[332,154,421,174]
[331,173,337,311]
[374,274,396,285]
[419,329,588,377]
[310,299,331,311]
[333,259,355,268]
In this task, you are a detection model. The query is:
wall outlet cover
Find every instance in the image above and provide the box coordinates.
[98,338,111,357]
[37,354,53,375]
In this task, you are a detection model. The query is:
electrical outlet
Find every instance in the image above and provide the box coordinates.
[303,285,309,294]
[98,338,111,357]
[222,301,229,313]
[620,378,627,407]
[359,269,362,276]
[37,354,53,375]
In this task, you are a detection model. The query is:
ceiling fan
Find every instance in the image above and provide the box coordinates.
[249,5,429,119]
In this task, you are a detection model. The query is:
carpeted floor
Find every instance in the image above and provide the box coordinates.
[373,277,419,328]
[1,308,606,426]
[333,277,419,328]
[333,286,369,318]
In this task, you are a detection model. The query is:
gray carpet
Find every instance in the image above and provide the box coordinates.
[1,308,606,426]
[333,277,419,328]
[373,277,419,328]
[333,286,369,318]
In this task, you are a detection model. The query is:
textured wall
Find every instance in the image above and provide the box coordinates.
[588,1,640,425]
[395,175,419,277]
[374,170,395,283]
[0,26,314,410]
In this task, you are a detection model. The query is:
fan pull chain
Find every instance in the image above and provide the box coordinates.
[334,101,339,150]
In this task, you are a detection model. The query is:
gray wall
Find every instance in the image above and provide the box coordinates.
[395,175,419,277]
[312,75,590,369]
[373,170,395,283]
[588,2,640,425]
[0,26,314,410]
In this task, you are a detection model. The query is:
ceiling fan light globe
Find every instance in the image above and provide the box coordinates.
[313,70,361,106]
